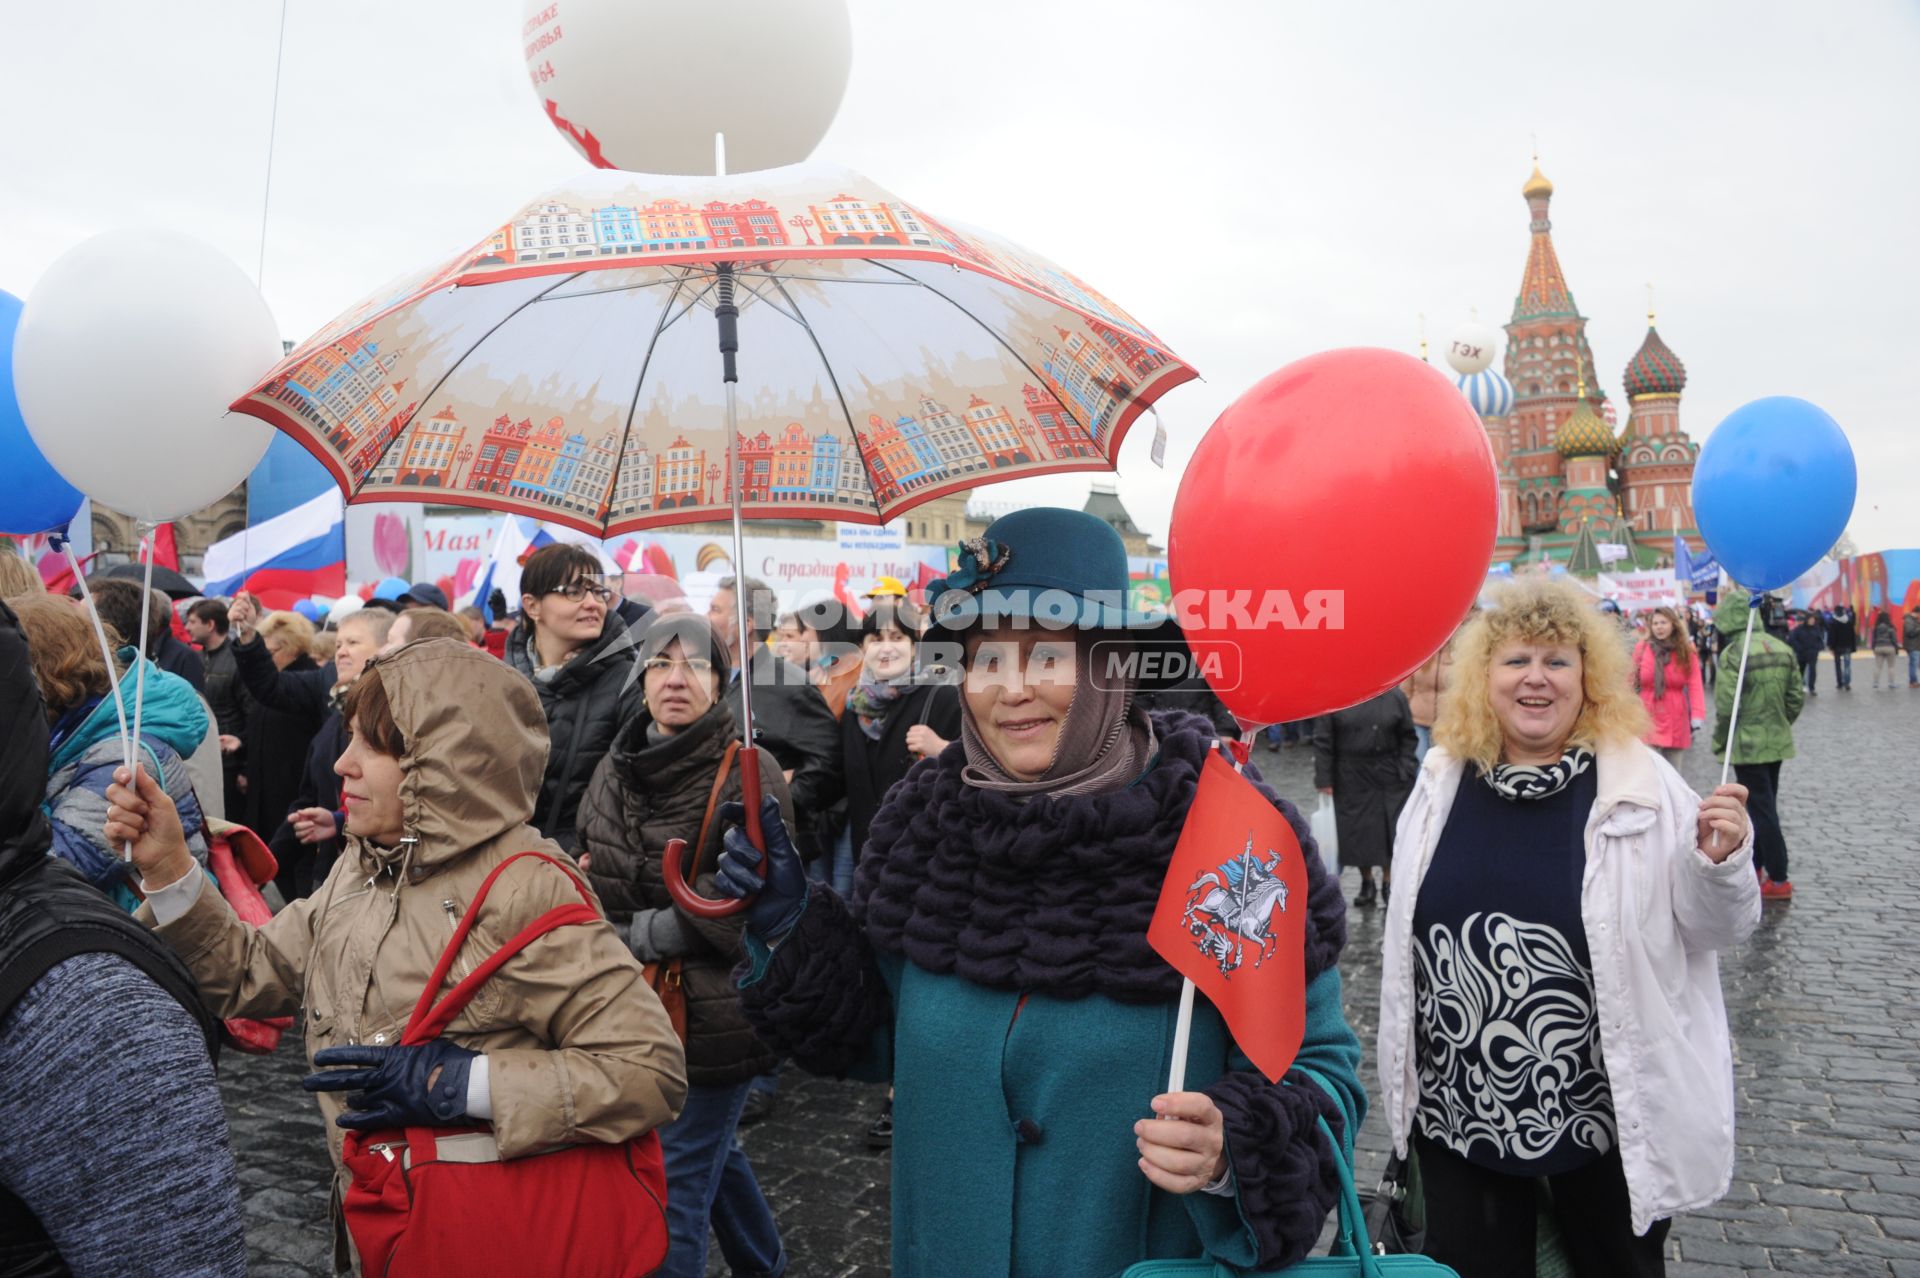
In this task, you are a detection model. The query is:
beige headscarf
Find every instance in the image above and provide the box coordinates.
[959,632,1156,799]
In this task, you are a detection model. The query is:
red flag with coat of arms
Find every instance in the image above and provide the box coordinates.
[1148,751,1307,1084]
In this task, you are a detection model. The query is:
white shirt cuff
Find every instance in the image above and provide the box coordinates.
[465,1057,492,1120]
[144,864,206,925]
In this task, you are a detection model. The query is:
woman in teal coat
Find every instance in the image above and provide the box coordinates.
[716,509,1364,1277]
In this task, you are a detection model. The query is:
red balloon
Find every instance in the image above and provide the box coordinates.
[1169,348,1497,725]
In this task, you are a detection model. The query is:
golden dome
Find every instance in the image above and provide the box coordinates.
[1556,397,1616,459]
[1523,163,1553,199]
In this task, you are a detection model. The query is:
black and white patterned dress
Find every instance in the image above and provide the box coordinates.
[1411,761,1617,1174]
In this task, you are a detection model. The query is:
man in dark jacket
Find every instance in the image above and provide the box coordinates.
[1786,610,1826,696]
[1826,604,1857,690]
[187,598,249,817]
[0,599,245,1275]
[708,575,844,857]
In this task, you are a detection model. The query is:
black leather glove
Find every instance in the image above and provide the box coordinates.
[714,794,809,940]
[302,1040,477,1130]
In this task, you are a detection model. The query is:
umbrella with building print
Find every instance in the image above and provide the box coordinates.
[229,160,1196,913]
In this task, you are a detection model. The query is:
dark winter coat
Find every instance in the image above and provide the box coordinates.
[737,710,1364,1275]
[841,682,960,861]
[1870,610,1900,652]
[1787,620,1827,665]
[506,615,641,852]
[1827,608,1858,653]
[199,641,245,737]
[231,643,327,844]
[575,701,788,1086]
[724,645,843,842]
[269,710,348,892]
[1313,689,1418,871]
[155,630,206,695]
[1905,611,1920,654]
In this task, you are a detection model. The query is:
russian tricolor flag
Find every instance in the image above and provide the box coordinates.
[202,490,346,610]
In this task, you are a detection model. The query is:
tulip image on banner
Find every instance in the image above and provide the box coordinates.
[1148,753,1307,1084]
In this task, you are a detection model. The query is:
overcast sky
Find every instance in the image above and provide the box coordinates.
[4,0,1915,552]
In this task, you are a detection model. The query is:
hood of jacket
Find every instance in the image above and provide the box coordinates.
[0,602,53,889]
[48,649,208,776]
[1713,589,1758,638]
[350,637,551,872]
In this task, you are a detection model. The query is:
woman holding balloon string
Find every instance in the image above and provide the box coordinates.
[712,508,1365,1278]
[1378,578,1758,1276]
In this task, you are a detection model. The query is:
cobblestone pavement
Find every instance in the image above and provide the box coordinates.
[221,678,1920,1275]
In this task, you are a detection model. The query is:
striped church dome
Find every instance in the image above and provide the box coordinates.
[1623,325,1687,397]
[1456,368,1515,419]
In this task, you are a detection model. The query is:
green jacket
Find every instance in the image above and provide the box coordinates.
[1712,591,1804,764]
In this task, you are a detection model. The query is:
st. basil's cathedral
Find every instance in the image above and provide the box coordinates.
[1452,162,1703,570]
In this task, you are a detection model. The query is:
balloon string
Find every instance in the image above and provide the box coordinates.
[1711,599,1760,851]
[61,538,134,777]
[256,0,290,291]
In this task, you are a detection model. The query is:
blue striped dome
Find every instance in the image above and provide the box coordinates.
[1456,368,1515,419]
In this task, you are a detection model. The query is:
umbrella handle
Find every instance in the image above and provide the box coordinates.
[664,746,765,918]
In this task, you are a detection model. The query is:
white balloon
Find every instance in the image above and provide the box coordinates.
[1444,320,1498,375]
[14,230,279,522]
[522,0,852,175]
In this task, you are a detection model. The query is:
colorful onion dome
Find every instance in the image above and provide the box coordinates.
[1456,368,1515,419]
[1601,398,1618,430]
[1623,325,1687,397]
[1523,163,1553,199]
[1556,396,1616,458]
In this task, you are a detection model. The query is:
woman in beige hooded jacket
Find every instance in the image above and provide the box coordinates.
[105,637,687,1271]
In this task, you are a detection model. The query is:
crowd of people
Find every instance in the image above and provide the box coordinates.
[0,520,1893,1276]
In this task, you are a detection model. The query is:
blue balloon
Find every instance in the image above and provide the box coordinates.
[0,290,85,535]
[1692,396,1856,591]
[374,576,410,600]
[293,599,326,623]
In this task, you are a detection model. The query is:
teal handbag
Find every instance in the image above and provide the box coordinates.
[1119,1115,1458,1278]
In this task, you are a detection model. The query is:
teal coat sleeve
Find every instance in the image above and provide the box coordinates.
[1194,965,1365,1269]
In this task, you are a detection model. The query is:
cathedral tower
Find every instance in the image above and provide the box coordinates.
[1503,163,1603,534]
[1618,313,1701,546]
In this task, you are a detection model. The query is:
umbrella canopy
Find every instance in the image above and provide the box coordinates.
[231,163,1195,537]
[99,561,199,600]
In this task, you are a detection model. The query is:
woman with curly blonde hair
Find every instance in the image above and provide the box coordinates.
[1377,577,1760,1276]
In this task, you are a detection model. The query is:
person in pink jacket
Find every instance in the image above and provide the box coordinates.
[1634,606,1705,764]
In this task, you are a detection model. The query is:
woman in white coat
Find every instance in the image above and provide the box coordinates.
[1377,578,1759,1278]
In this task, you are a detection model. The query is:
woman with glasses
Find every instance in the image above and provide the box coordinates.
[576,614,793,1278]
[506,544,640,851]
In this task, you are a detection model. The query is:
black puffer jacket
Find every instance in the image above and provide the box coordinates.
[506,616,641,852]
[575,702,789,1086]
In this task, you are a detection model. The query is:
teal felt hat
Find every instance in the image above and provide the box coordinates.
[924,508,1194,688]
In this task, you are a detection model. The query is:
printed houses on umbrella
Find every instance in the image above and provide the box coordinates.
[235,166,1197,538]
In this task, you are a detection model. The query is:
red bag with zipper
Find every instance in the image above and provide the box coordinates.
[338,852,669,1278]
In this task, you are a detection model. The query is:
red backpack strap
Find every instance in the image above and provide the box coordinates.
[400,852,598,1046]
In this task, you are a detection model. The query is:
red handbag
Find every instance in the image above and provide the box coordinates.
[339,852,670,1278]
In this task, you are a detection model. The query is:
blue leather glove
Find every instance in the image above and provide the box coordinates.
[302,1040,477,1130]
[714,794,809,940]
